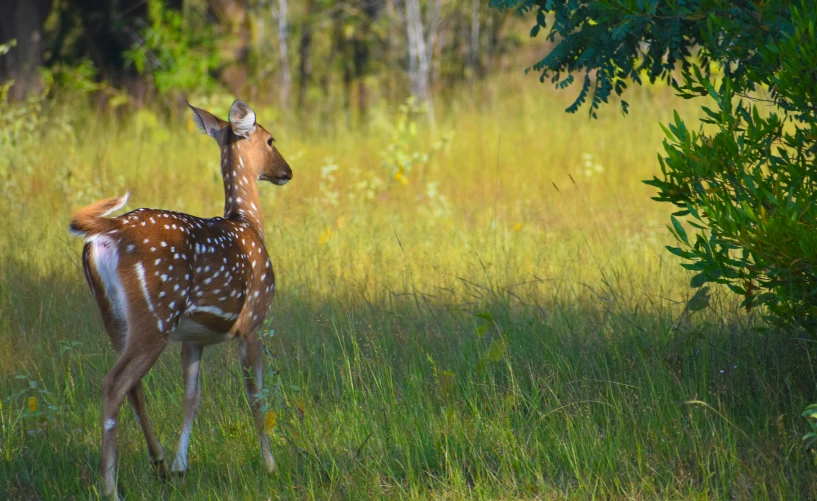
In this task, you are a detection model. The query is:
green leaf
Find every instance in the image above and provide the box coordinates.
[690,272,708,288]
[671,215,689,245]
[485,337,508,362]
[476,323,491,338]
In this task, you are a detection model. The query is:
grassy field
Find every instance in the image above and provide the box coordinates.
[1,76,816,499]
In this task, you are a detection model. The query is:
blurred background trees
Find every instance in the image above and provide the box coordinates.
[0,0,522,118]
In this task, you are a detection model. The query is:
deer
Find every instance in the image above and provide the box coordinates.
[69,100,292,499]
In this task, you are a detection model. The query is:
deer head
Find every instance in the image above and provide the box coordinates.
[188,100,292,186]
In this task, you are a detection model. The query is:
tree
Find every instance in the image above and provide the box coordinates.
[273,0,292,108]
[491,0,817,334]
[0,0,53,99]
[405,0,441,104]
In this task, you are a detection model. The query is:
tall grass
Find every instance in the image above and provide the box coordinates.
[1,75,815,499]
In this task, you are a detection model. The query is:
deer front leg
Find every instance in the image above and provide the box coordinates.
[238,336,275,473]
[171,342,203,474]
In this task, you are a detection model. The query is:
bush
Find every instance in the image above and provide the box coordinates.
[491,0,817,334]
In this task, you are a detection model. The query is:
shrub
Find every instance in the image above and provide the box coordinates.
[491,0,817,334]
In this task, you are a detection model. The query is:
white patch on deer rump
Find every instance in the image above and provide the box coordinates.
[89,235,129,325]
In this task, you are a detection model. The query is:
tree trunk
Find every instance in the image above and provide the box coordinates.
[352,0,383,120]
[468,0,480,78]
[0,0,52,100]
[404,0,439,116]
[273,0,291,109]
[297,0,314,109]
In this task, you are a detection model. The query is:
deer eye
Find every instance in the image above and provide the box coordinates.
[266,138,273,147]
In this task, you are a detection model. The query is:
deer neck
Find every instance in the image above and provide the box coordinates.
[221,141,264,237]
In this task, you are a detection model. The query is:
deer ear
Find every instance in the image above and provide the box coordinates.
[187,102,225,139]
[229,100,256,138]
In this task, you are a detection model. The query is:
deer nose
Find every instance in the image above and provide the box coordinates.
[280,171,292,181]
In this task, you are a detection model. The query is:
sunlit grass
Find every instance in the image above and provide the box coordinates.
[1,75,815,499]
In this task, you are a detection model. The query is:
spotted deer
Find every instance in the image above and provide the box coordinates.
[69,100,292,499]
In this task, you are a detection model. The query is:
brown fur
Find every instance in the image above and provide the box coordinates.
[69,194,128,236]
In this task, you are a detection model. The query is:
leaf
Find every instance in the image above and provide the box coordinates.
[666,246,691,259]
[690,272,708,288]
[687,286,711,312]
[474,312,493,321]
[486,337,508,362]
[476,323,491,338]
[671,215,689,244]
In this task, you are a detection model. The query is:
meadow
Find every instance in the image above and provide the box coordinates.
[1,75,815,499]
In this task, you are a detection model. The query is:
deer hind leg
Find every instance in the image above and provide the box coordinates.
[171,342,203,474]
[100,326,169,499]
[238,335,275,473]
[127,382,167,476]
[87,251,166,475]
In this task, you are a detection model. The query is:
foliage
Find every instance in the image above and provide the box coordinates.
[123,0,220,96]
[380,97,453,188]
[0,40,77,198]
[0,39,17,102]
[493,1,817,335]
[803,403,817,463]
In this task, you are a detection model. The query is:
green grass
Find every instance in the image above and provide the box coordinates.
[1,76,816,499]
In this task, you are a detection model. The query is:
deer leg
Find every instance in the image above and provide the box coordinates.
[102,317,167,474]
[127,382,167,476]
[100,333,169,499]
[171,342,203,474]
[238,336,275,473]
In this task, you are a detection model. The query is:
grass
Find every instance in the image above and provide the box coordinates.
[1,75,816,499]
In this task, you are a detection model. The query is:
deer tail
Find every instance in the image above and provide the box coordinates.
[69,192,129,237]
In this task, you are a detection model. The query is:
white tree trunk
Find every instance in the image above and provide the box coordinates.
[273,0,292,109]
[404,0,440,105]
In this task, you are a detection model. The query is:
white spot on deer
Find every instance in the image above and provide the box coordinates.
[135,263,155,313]
[189,305,239,321]
[104,418,116,432]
